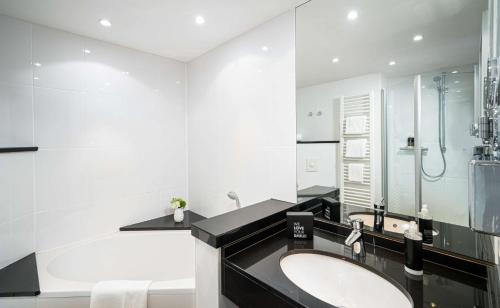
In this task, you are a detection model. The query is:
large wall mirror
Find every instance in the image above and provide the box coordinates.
[296,0,488,227]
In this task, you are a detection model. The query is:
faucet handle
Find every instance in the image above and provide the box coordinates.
[350,218,364,231]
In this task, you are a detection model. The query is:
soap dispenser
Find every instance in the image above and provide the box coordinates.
[404,221,423,276]
[418,204,433,245]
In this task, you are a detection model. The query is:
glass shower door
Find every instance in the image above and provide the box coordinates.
[420,67,478,226]
[386,68,479,226]
[386,76,416,217]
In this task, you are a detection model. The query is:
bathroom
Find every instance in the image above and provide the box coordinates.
[0,0,499,307]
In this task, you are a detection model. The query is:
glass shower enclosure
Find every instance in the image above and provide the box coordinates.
[384,66,479,226]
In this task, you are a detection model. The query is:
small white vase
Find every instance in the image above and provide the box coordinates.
[174,208,184,222]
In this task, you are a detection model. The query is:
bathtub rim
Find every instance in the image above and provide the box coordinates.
[36,230,195,298]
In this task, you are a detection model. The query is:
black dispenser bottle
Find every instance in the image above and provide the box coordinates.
[404,221,423,276]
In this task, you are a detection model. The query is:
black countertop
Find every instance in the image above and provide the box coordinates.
[297,185,338,199]
[0,254,39,297]
[191,199,297,248]
[120,210,206,231]
[224,228,498,308]
[191,189,339,248]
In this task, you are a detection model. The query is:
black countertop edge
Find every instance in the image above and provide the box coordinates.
[0,147,38,153]
[222,227,498,308]
[296,140,340,144]
[0,253,40,297]
[120,210,206,231]
[191,197,329,248]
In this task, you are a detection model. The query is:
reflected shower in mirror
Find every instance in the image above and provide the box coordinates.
[386,65,480,226]
[296,0,487,227]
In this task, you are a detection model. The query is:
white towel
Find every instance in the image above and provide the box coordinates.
[345,139,367,158]
[345,116,366,134]
[348,164,364,182]
[90,280,152,308]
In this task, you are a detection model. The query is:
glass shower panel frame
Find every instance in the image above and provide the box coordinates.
[414,75,422,217]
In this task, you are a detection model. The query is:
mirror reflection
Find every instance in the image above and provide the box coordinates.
[296,0,487,227]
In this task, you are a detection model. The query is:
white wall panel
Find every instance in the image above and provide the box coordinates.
[187,11,296,217]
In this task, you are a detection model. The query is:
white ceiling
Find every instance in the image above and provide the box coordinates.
[296,0,488,87]
[0,0,302,62]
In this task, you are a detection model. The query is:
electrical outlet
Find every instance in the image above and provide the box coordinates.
[306,159,318,172]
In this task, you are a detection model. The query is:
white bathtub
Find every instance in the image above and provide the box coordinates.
[35,230,195,308]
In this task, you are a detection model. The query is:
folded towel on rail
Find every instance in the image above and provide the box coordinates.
[348,163,364,182]
[345,115,367,134]
[345,139,367,158]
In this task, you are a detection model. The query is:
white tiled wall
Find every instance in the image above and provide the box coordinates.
[0,14,187,265]
[296,143,337,190]
[0,15,36,269]
[0,15,33,148]
[187,12,296,217]
[296,74,383,199]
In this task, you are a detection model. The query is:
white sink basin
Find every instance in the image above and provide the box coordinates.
[349,213,410,234]
[280,252,412,308]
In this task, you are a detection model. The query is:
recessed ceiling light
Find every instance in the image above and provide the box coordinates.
[99,19,112,27]
[388,61,396,66]
[33,77,39,80]
[195,15,205,25]
[83,49,91,54]
[413,34,423,41]
[454,80,460,84]
[451,70,458,74]
[347,10,358,20]
[261,46,269,52]
[33,62,41,67]
[332,57,339,63]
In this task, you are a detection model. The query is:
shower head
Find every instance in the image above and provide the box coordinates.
[227,191,241,208]
[433,74,447,92]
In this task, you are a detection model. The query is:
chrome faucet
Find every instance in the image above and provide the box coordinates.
[345,218,366,258]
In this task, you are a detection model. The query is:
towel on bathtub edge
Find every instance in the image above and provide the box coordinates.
[90,280,152,308]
